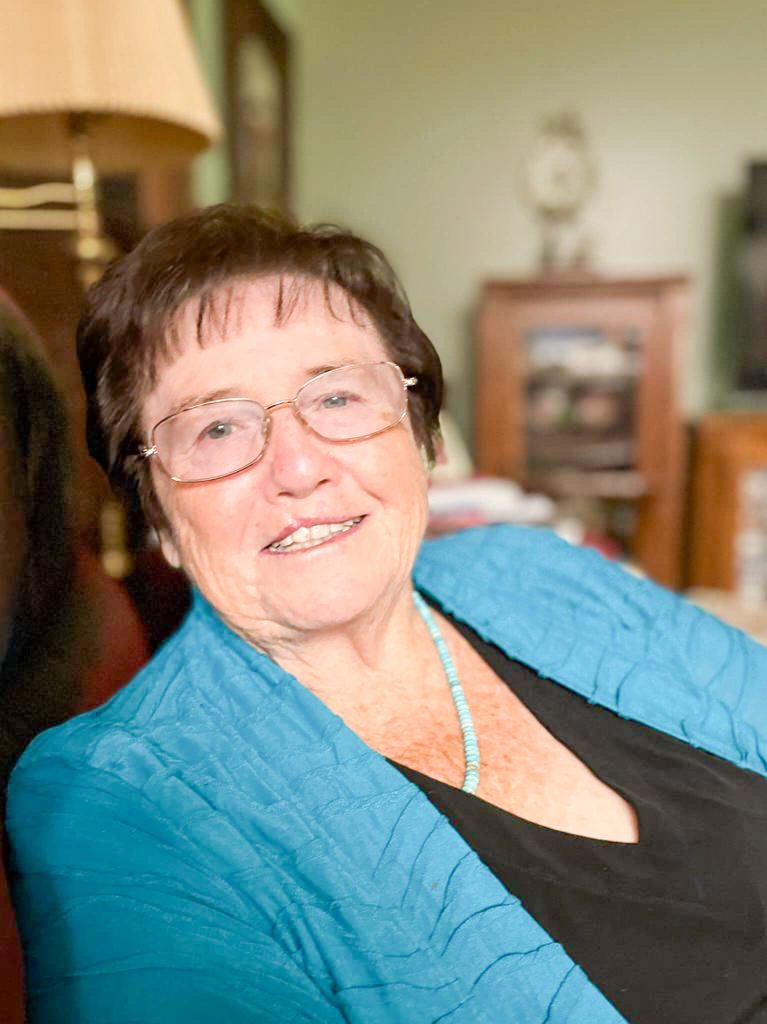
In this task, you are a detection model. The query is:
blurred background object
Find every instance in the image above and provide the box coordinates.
[519,112,597,274]
[0,0,221,287]
[225,0,290,211]
[734,163,767,392]
[475,274,688,587]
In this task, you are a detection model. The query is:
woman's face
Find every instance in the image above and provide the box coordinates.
[142,277,430,644]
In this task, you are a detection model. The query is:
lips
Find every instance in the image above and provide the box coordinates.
[265,516,364,553]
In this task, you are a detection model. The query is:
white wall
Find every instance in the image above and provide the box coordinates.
[294,0,767,440]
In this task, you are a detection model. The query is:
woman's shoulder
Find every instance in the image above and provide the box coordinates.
[416,525,767,776]
[416,524,679,671]
[8,610,202,795]
[6,590,287,811]
[418,524,689,627]
[419,522,610,573]
[417,524,647,608]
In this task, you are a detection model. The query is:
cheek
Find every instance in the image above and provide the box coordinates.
[155,474,257,569]
[155,428,429,562]
[371,434,429,519]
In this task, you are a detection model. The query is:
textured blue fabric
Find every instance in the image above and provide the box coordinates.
[7,526,767,1023]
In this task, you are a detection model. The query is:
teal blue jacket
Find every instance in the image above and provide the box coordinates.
[7,527,767,1022]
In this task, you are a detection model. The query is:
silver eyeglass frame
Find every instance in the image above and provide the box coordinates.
[138,360,418,484]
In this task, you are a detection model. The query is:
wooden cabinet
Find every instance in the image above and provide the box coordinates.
[475,275,689,588]
[688,412,767,597]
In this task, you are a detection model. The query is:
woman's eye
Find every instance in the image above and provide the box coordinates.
[203,421,235,441]
[319,391,359,410]
[322,394,347,409]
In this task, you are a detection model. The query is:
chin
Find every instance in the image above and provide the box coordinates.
[229,566,401,640]
[274,579,388,634]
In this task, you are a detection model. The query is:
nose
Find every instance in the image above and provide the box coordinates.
[261,402,334,499]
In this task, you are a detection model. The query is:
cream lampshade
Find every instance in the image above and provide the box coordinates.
[0,0,221,174]
[0,0,222,288]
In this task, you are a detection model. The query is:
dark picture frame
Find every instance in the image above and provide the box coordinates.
[225,0,291,213]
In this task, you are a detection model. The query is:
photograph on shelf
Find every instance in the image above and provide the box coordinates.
[523,323,643,475]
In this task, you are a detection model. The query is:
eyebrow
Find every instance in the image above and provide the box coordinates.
[162,387,242,422]
[305,363,341,378]
[160,363,355,422]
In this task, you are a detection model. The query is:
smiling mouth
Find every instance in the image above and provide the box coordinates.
[266,516,364,553]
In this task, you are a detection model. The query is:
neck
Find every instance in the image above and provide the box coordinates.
[234,583,438,720]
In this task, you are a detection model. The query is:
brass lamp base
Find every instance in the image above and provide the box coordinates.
[0,115,116,290]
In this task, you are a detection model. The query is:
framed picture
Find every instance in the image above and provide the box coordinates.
[474,275,689,587]
[225,0,290,212]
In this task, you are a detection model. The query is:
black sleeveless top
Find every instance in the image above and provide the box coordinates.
[392,610,767,1024]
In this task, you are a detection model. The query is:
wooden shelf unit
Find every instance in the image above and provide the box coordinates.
[688,412,767,593]
[475,275,689,588]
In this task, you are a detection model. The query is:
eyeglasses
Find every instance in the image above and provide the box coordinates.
[139,360,418,484]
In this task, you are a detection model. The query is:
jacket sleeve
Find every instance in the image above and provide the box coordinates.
[6,753,342,1024]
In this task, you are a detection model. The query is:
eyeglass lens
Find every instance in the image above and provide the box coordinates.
[153,362,409,482]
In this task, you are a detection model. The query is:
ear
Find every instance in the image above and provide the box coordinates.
[158,530,182,570]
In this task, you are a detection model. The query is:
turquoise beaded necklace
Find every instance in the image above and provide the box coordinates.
[413,591,480,794]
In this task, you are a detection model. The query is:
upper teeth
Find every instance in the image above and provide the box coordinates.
[268,517,362,552]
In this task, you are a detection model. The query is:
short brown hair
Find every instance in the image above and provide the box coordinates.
[78,203,444,530]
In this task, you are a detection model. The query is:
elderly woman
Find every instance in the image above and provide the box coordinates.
[7,205,767,1024]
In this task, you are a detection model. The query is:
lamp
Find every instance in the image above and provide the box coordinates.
[0,0,222,581]
[0,0,221,286]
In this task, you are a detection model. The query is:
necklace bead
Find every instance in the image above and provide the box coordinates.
[413,591,480,794]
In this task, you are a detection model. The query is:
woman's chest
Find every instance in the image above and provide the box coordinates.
[377,654,639,843]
